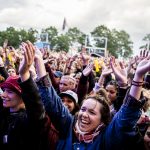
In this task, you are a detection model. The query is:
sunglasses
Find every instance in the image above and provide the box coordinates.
[8,70,15,73]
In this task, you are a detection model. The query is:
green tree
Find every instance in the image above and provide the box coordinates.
[2,27,20,47]
[112,29,133,58]
[18,29,28,42]
[27,28,37,43]
[55,34,70,52]
[66,27,86,52]
[42,26,58,49]
[91,25,117,56]
[66,27,85,45]
[143,34,150,41]
[0,27,37,48]
[18,28,37,44]
[140,34,150,50]
[91,25,133,58]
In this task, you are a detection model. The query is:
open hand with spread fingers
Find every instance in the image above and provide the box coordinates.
[19,41,35,81]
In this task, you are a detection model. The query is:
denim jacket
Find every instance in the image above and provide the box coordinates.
[37,75,143,150]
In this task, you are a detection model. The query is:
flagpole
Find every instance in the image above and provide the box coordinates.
[62,17,65,30]
[147,40,150,51]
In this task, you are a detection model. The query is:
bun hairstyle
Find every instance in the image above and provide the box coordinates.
[83,88,111,125]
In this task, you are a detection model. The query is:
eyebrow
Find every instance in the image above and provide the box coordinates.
[81,106,96,112]
[88,108,96,112]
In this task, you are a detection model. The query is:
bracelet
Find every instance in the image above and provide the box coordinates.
[132,80,143,84]
[131,80,143,86]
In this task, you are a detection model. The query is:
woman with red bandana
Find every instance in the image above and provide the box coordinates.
[35,43,150,149]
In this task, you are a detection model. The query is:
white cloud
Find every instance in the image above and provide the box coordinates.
[0,0,149,55]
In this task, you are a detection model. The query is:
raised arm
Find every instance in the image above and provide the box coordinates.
[130,55,150,100]
[34,47,72,135]
[103,53,150,149]
[18,41,45,121]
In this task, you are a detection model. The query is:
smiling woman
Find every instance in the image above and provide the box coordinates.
[35,48,150,149]
[0,41,59,150]
[74,95,110,142]
[0,76,24,112]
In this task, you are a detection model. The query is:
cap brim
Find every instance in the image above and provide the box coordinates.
[0,82,21,95]
[59,93,76,103]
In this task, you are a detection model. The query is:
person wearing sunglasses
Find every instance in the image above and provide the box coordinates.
[7,66,17,77]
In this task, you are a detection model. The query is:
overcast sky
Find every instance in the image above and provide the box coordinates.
[0,0,149,55]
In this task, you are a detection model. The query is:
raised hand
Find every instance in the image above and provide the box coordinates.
[82,63,94,76]
[135,55,150,78]
[19,41,35,81]
[110,56,127,85]
[136,50,149,65]
[34,45,47,79]
[34,46,43,59]
[130,55,150,100]
[101,66,112,77]
[126,56,137,74]
[97,65,112,87]
[80,52,90,66]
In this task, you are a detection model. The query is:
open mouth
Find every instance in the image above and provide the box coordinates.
[81,119,90,125]
[3,99,11,103]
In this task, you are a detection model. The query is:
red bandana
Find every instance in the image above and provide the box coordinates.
[74,121,105,143]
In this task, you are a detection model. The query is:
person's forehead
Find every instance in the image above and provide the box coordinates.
[60,80,70,86]
[106,84,116,90]
[82,99,101,110]
[61,77,69,82]
[61,76,72,81]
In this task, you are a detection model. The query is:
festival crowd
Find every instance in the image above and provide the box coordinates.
[0,41,150,150]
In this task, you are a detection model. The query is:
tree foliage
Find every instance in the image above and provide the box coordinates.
[54,34,70,52]
[140,34,150,50]
[143,34,150,41]
[91,25,133,58]
[66,27,86,45]
[42,26,58,49]
[0,25,133,58]
[0,27,36,48]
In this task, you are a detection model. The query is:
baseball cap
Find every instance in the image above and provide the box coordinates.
[59,90,78,104]
[0,75,22,95]
[54,71,63,78]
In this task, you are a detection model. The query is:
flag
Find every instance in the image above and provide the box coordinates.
[62,17,67,30]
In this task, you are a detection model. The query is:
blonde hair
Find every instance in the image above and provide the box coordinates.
[62,75,76,84]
